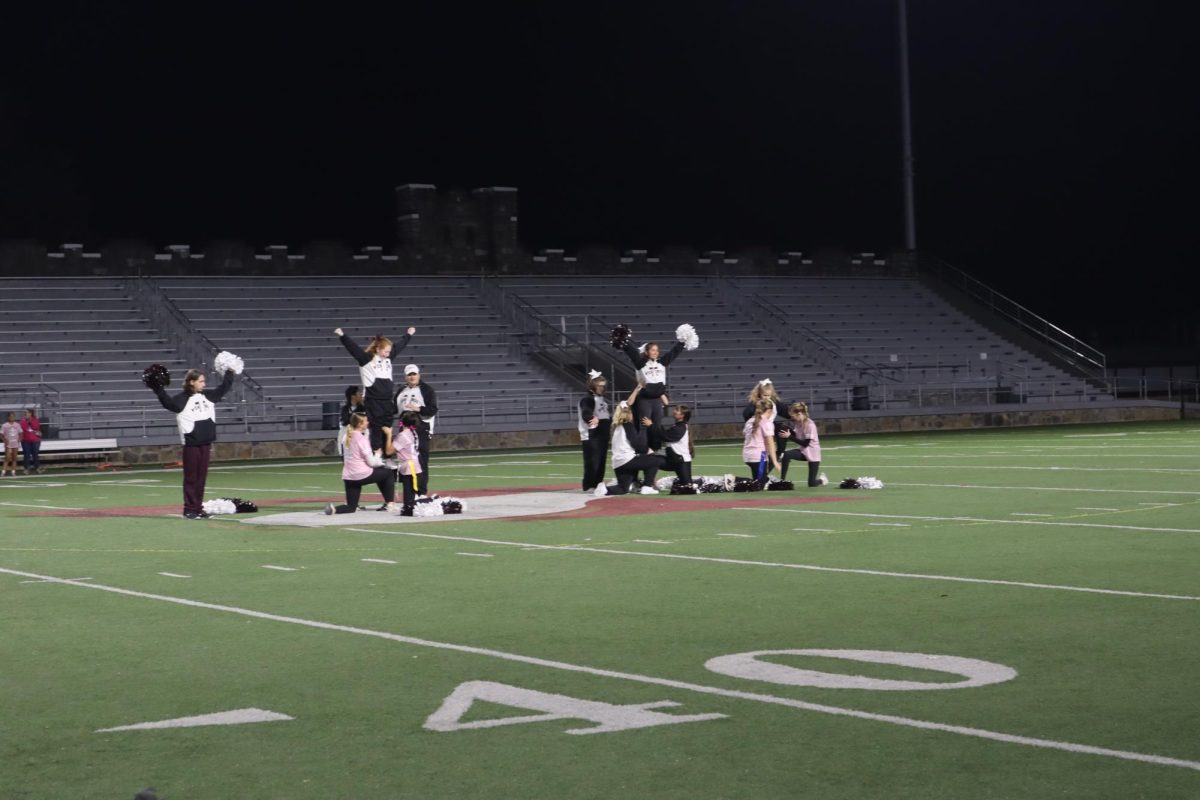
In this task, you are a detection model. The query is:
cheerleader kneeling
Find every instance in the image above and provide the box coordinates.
[326,412,398,514]
[595,385,666,496]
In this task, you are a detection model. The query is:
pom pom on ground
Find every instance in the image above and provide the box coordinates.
[839,477,884,489]
[202,498,237,515]
[675,323,699,351]
[214,351,244,375]
[669,481,698,495]
[609,324,633,350]
[233,498,258,513]
[733,477,765,492]
[766,479,794,491]
[412,495,467,516]
[142,364,171,390]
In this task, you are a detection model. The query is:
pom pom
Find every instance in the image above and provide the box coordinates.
[669,481,698,495]
[411,495,467,516]
[733,477,765,492]
[675,323,699,351]
[441,499,465,514]
[142,364,171,390]
[766,480,794,491]
[838,477,884,489]
[201,498,237,515]
[609,324,633,350]
[213,351,244,376]
[656,476,676,492]
[233,498,258,513]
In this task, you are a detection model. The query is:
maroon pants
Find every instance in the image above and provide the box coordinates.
[182,444,212,514]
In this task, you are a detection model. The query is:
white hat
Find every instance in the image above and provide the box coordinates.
[404,364,420,375]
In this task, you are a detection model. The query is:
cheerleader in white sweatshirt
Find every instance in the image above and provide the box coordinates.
[578,371,611,491]
[334,326,414,452]
[595,385,666,496]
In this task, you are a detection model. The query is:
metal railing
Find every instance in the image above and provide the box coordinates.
[919,254,1107,379]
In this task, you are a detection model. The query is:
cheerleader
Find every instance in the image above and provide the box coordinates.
[147,364,237,519]
[778,402,828,487]
[742,397,781,481]
[386,410,424,514]
[394,363,437,495]
[595,385,666,496]
[742,378,789,421]
[334,326,415,452]
[578,370,611,491]
[650,404,693,484]
[325,412,398,514]
[620,338,685,426]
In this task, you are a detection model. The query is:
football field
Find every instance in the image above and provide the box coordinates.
[3,420,1199,799]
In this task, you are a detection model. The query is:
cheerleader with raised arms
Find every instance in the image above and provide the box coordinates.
[334,326,415,452]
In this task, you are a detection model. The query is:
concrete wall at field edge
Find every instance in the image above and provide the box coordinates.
[112,404,1193,466]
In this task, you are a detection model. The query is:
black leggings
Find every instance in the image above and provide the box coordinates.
[664,452,692,484]
[333,467,396,513]
[364,396,395,452]
[780,449,822,486]
[580,427,610,490]
[605,454,666,495]
[633,396,665,428]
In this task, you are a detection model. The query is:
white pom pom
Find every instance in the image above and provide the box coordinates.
[857,477,885,489]
[655,476,675,492]
[413,502,444,517]
[213,351,244,376]
[675,323,699,351]
[202,498,237,515]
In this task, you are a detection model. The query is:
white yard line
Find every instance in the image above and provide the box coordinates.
[0,501,85,510]
[737,508,1200,535]
[158,572,191,579]
[716,533,756,538]
[456,552,494,558]
[890,482,1200,497]
[1010,513,1052,517]
[361,558,397,565]
[1076,507,1119,512]
[2,566,1196,773]
[261,565,299,572]
[338,528,1200,602]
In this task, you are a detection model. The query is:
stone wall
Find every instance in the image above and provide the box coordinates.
[109,403,1191,466]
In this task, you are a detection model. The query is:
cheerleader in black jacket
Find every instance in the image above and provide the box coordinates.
[578,370,611,491]
[621,338,685,426]
[149,367,236,519]
[394,363,437,495]
[741,378,789,421]
[650,403,693,484]
[334,326,414,452]
[595,385,665,496]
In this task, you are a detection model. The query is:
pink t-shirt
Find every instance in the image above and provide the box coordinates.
[342,430,381,481]
[1,422,20,449]
[742,415,775,463]
[393,427,422,475]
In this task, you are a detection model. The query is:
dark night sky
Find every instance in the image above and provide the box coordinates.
[2,1,1197,348]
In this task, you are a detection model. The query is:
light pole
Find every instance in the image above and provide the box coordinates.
[898,0,917,251]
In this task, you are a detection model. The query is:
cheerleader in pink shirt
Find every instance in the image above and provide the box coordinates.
[742,397,781,481]
[387,410,424,515]
[325,412,397,514]
[777,402,828,487]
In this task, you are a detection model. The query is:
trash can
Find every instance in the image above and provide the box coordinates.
[39,417,57,440]
[321,401,340,430]
[851,386,870,411]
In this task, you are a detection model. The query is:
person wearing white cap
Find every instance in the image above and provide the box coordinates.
[578,370,611,492]
[394,363,437,495]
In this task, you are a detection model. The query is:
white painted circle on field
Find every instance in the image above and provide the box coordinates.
[704,649,1017,691]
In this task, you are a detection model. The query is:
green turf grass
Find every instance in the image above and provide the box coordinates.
[2,420,1198,798]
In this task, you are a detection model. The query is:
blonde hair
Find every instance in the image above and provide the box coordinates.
[588,376,607,394]
[365,336,393,356]
[610,402,634,434]
[789,401,810,422]
[751,397,775,434]
[343,412,368,449]
[748,381,779,404]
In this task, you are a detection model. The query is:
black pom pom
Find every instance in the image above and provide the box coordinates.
[669,480,698,495]
[733,477,765,492]
[609,324,633,350]
[767,480,794,491]
[232,498,258,513]
[839,478,861,489]
[442,500,463,514]
[141,364,171,390]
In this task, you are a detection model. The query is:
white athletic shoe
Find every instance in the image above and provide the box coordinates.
[593,484,608,497]
[817,473,829,486]
[385,502,402,513]
[324,503,335,515]
[640,486,660,495]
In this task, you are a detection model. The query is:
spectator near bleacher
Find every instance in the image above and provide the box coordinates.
[394,363,437,495]
[19,408,42,474]
[777,402,828,487]
[149,368,237,520]
[1,412,20,476]
[334,326,415,453]
[742,378,789,421]
[578,371,611,492]
[620,337,686,427]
